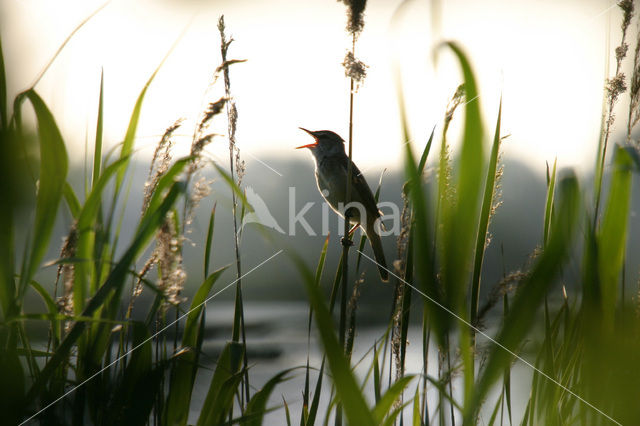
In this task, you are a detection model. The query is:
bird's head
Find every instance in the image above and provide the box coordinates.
[296,128,345,158]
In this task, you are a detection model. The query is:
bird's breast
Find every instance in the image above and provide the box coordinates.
[315,159,351,219]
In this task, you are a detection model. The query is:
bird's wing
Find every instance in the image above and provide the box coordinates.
[335,155,381,221]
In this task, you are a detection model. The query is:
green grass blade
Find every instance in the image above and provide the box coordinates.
[92,69,104,188]
[304,235,330,424]
[183,266,228,346]
[244,369,295,426]
[290,254,376,426]
[284,396,293,426]
[63,182,81,219]
[27,280,61,343]
[372,375,415,423]
[438,42,485,404]
[116,61,164,192]
[597,145,633,324]
[196,341,245,426]
[464,173,580,424]
[204,204,216,278]
[396,76,444,346]
[16,90,68,304]
[438,41,484,319]
[306,358,326,426]
[543,158,558,247]
[412,383,422,426]
[470,98,502,326]
[212,162,254,213]
[382,401,413,426]
[418,126,435,176]
[73,156,130,313]
[487,392,503,426]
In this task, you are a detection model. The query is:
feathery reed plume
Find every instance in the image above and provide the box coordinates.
[627,18,640,140]
[128,120,184,317]
[339,0,367,36]
[595,0,634,218]
[155,214,187,308]
[438,85,465,223]
[485,149,505,250]
[345,273,364,358]
[342,52,368,89]
[444,84,466,132]
[394,190,411,275]
[474,270,526,329]
[142,119,182,213]
[54,224,78,332]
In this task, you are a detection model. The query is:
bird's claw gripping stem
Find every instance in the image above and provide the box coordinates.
[340,236,354,247]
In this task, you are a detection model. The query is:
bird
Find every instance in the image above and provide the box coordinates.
[296,127,388,281]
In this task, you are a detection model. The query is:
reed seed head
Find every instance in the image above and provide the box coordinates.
[339,0,367,36]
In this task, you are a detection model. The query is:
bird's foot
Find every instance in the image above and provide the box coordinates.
[340,236,354,247]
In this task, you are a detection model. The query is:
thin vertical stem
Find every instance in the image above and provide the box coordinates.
[336,32,357,426]
[219,16,250,405]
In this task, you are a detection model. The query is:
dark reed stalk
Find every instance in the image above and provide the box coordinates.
[337,2,367,423]
[339,33,357,354]
[218,15,251,406]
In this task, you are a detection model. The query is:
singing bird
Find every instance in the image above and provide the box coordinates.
[296,128,388,281]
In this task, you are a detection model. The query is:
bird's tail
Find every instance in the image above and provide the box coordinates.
[366,220,388,282]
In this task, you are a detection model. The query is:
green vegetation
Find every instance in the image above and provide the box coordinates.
[2,1,640,425]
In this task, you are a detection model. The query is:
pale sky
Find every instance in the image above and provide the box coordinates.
[1,0,627,175]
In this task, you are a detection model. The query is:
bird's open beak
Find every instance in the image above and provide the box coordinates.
[295,127,318,149]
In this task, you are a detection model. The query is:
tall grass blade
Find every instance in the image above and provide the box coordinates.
[412,384,422,426]
[291,256,376,426]
[438,41,484,307]
[196,341,245,426]
[204,205,216,278]
[212,163,254,214]
[543,159,557,247]
[597,145,633,324]
[418,127,436,175]
[115,56,169,192]
[465,173,580,424]
[306,358,326,426]
[372,375,415,423]
[244,369,295,426]
[303,235,329,425]
[470,98,501,327]
[15,90,68,304]
[73,156,129,312]
[439,41,485,404]
[28,280,61,343]
[92,70,104,188]
[396,78,443,346]
[63,182,81,219]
